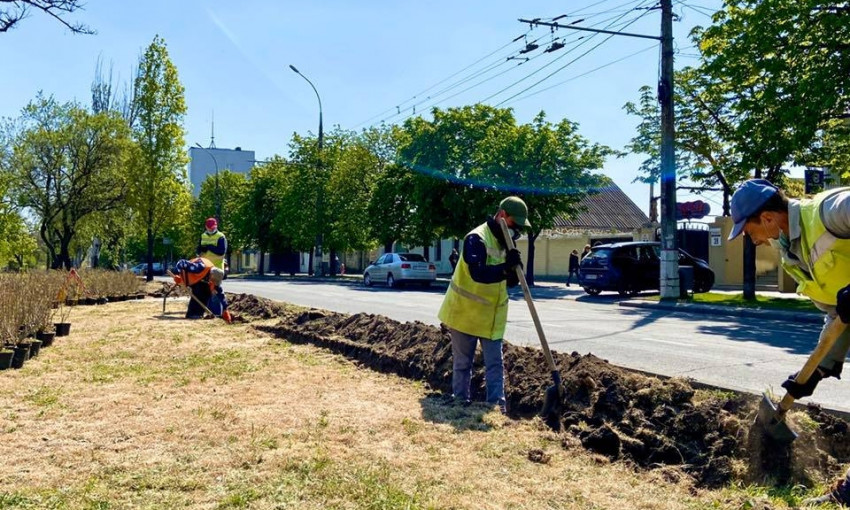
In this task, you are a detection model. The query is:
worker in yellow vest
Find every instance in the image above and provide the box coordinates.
[437,196,530,415]
[198,218,227,271]
[728,179,850,505]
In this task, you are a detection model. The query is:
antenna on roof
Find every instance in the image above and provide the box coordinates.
[209,110,216,149]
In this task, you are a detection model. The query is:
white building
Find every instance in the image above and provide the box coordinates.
[188,146,256,196]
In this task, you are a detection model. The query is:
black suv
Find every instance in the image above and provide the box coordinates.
[579,241,714,296]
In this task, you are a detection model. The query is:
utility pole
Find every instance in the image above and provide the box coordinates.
[519,0,679,297]
[658,0,679,299]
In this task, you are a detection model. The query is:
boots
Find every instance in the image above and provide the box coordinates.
[803,472,850,506]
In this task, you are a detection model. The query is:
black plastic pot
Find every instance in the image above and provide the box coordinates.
[28,339,42,358]
[0,350,13,370]
[11,343,31,369]
[36,330,55,348]
[55,322,72,337]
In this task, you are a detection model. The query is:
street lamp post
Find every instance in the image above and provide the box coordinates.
[289,64,325,277]
[194,143,221,223]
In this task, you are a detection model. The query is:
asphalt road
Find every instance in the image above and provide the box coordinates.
[222,277,850,414]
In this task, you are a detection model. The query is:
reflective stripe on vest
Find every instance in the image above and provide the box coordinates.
[200,231,226,270]
[437,222,509,340]
[780,188,850,305]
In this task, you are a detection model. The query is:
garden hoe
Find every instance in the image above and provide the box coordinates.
[757,316,847,442]
[499,218,563,425]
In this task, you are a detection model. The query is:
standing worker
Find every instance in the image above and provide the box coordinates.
[728,179,850,505]
[566,249,580,287]
[198,218,227,272]
[437,196,530,414]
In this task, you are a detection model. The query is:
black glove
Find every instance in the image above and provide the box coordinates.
[505,249,523,270]
[837,284,850,323]
[781,368,826,399]
[506,271,519,288]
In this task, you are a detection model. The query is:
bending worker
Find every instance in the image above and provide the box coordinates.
[198,217,227,271]
[173,257,231,323]
[437,196,530,414]
[728,179,850,505]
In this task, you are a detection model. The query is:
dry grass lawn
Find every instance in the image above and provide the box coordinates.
[0,298,796,509]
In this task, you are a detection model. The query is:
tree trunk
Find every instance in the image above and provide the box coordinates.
[329,248,337,276]
[526,232,537,287]
[423,244,430,261]
[308,248,314,276]
[146,226,154,282]
[384,241,393,253]
[743,235,756,300]
[258,250,265,276]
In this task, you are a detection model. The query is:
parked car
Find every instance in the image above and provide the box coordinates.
[363,253,437,288]
[579,241,714,296]
[130,262,165,276]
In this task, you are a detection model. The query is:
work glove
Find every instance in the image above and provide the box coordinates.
[781,367,829,399]
[506,271,519,288]
[505,248,523,271]
[837,284,850,323]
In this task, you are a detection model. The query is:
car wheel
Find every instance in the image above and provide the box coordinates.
[584,286,601,296]
[364,273,373,287]
[387,274,396,288]
[694,277,713,293]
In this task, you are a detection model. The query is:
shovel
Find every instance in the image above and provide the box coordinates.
[498,218,563,423]
[757,316,847,442]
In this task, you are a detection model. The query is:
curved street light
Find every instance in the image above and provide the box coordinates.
[289,64,325,276]
[194,142,221,223]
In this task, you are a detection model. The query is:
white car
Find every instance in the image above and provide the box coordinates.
[363,253,437,288]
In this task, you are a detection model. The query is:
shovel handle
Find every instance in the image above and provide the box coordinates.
[778,315,847,412]
[499,218,558,373]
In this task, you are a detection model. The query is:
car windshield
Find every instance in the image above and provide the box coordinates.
[585,248,612,261]
[398,254,426,262]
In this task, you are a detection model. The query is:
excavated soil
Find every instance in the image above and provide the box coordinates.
[228,293,850,488]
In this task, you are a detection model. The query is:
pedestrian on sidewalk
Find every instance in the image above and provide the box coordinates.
[566,249,580,287]
[728,178,850,505]
[438,196,530,414]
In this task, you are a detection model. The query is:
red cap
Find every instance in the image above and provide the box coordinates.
[205,218,217,230]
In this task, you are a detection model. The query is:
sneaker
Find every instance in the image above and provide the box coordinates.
[803,478,850,506]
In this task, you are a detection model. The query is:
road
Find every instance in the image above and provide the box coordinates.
[222,278,850,414]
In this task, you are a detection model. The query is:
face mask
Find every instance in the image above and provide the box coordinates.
[778,231,790,250]
[509,228,521,241]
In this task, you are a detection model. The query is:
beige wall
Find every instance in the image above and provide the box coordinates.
[707,216,784,288]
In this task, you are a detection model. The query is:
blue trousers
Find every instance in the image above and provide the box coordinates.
[449,328,505,404]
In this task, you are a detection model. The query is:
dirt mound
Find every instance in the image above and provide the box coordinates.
[227,293,292,320]
[242,294,850,489]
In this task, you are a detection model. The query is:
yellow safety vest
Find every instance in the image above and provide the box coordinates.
[438,222,509,340]
[200,231,226,270]
[780,188,850,305]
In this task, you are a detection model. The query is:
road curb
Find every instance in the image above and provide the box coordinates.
[618,299,824,324]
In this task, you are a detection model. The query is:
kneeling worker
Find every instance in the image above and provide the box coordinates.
[173,257,232,323]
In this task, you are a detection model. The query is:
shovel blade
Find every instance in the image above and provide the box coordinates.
[756,392,798,443]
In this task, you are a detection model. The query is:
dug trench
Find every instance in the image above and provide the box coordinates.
[227,293,850,490]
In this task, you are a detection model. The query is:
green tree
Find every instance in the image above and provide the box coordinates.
[127,35,191,281]
[9,95,132,269]
[697,0,850,178]
[398,105,610,284]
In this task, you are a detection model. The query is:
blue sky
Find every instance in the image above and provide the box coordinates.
[1,0,740,219]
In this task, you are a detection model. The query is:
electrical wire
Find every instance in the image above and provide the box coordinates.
[493,2,658,107]
[357,0,651,128]
[501,44,657,106]
[392,3,656,124]
[384,10,645,125]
